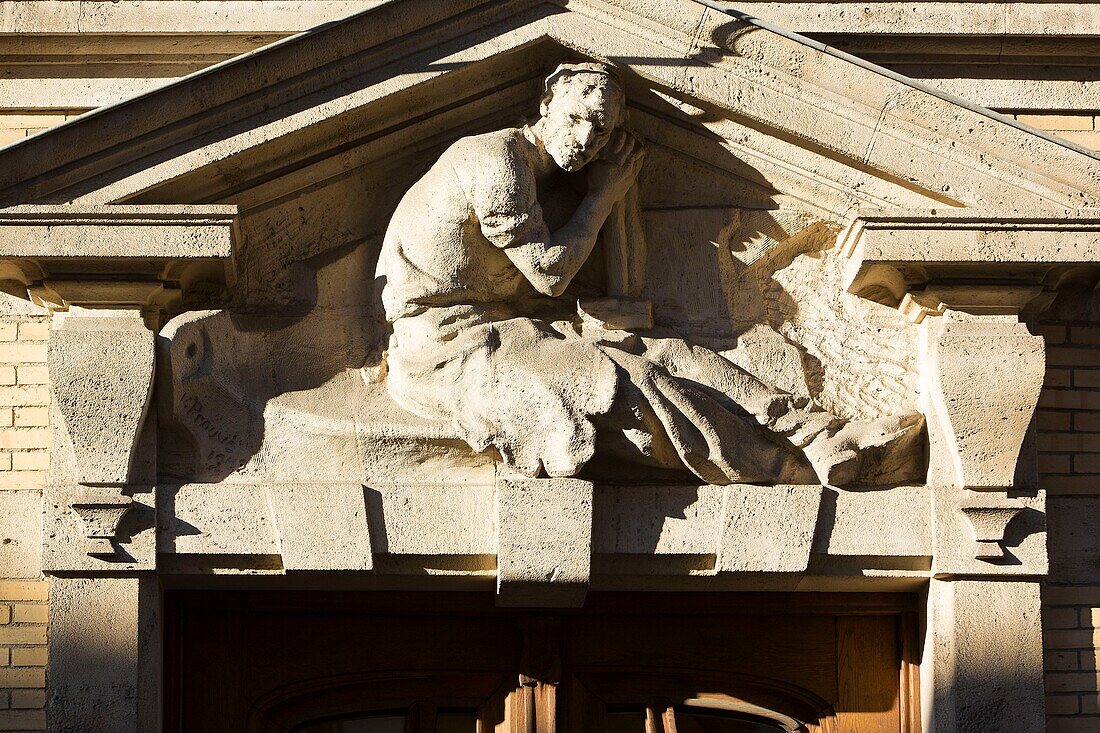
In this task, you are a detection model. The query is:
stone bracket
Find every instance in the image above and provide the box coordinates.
[960,504,1024,561]
[496,478,593,608]
[926,314,1045,490]
[715,484,822,573]
[933,487,1046,577]
[48,309,156,487]
[71,492,134,558]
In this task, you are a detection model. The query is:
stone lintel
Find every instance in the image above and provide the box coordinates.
[268,484,373,571]
[0,204,237,310]
[152,482,935,587]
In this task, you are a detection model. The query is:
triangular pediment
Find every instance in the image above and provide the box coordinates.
[1,0,1098,219]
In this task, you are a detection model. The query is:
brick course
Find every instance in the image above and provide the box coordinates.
[0,315,50,732]
[1038,311,1100,728]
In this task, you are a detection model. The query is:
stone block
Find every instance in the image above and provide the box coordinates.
[715,484,821,573]
[591,484,723,555]
[47,576,159,732]
[496,478,592,608]
[268,483,372,571]
[929,579,1046,732]
[42,485,154,572]
[369,482,495,556]
[928,316,1045,490]
[818,485,931,558]
[160,483,277,557]
[933,487,1047,577]
[0,490,41,577]
[48,312,154,486]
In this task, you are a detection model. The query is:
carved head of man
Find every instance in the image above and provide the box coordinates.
[537,62,627,172]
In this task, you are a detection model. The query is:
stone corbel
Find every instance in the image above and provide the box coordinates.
[842,209,1100,494]
[0,205,238,565]
[959,503,1024,561]
[49,310,155,561]
[71,490,135,558]
[840,209,1094,575]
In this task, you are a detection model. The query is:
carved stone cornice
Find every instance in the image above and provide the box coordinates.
[841,208,1100,313]
[0,204,237,318]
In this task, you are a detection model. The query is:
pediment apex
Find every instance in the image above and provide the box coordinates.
[0,0,1097,213]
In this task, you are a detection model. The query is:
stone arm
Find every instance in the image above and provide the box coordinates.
[502,190,621,297]
[500,139,645,298]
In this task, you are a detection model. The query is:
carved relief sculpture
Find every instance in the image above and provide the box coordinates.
[375,63,925,486]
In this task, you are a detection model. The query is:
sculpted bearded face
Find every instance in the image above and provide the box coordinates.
[538,70,626,172]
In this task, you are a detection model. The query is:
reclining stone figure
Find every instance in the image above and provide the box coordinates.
[375,62,924,485]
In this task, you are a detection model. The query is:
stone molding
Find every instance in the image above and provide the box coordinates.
[0,204,236,313]
[0,1,1096,213]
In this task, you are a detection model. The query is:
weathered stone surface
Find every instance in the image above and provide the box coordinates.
[932,487,1047,577]
[927,579,1045,732]
[1,0,1097,727]
[268,483,372,571]
[496,478,593,607]
[48,310,154,486]
[815,486,933,558]
[368,482,495,556]
[159,483,278,557]
[715,484,822,573]
[43,485,154,572]
[927,315,1046,490]
[47,576,160,733]
[0,490,41,577]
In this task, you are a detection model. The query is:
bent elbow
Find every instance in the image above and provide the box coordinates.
[541,277,569,298]
[529,273,568,297]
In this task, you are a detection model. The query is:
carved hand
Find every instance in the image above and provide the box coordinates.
[586,130,645,201]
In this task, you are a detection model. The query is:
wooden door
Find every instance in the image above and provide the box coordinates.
[164,591,919,733]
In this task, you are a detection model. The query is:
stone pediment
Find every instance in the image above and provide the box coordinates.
[0,0,1084,601]
[0,0,1096,216]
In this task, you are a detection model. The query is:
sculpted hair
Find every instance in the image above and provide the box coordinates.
[539,62,627,125]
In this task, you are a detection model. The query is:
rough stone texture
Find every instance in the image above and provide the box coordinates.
[928,579,1045,732]
[715,484,822,573]
[46,576,159,733]
[42,485,154,573]
[159,483,278,557]
[268,483,372,570]
[0,490,41,576]
[932,487,1047,576]
[0,0,1096,727]
[496,478,593,607]
[47,311,154,486]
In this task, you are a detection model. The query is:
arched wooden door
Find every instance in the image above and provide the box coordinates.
[164,591,918,733]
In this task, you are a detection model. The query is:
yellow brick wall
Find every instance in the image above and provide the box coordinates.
[0,113,86,148]
[0,580,48,731]
[1008,112,1100,151]
[1036,321,1100,731]
[0,314,50,733]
